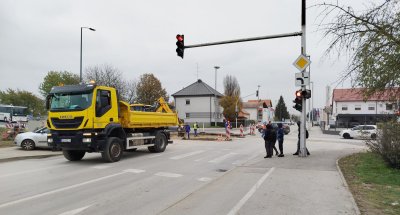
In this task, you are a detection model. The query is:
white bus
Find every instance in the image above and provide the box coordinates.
[0,104,29,122]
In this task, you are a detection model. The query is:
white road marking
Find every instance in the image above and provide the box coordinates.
[208,152,238,163]
[123,169,146,174]
[170,150,204,160]
[0,170,138,209]
[197,177,212,182]
[226,167,275,215]
[0,165,68,179]
[58,204,93,215]
[149,154,163,158]
[92,165,111,169]
[155,172,183,178]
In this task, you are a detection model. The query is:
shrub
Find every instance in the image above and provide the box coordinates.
[367,121,400,169]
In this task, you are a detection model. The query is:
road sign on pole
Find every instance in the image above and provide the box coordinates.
[295,72,310,86]
[293,54,311,72]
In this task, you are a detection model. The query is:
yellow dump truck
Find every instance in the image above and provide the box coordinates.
[45,83,179,162]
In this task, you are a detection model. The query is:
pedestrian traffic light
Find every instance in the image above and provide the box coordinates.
[176,34,184,58]
[302,89,311,99]
[293,90,302,112]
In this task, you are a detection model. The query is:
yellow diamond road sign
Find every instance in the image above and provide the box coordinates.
[293,54,311,71]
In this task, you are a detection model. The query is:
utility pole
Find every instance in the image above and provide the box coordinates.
[214,66,220,127]
[299,0,308,157]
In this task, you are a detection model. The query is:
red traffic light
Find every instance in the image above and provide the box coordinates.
[295,90,302,97]
[176,34,185,58]
[176,34,184,42]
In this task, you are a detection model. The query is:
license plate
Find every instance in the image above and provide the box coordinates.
[61,139,71,143]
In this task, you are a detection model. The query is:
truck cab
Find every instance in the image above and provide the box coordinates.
[46,83,177,162]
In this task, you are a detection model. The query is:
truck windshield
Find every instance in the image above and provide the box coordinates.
[50,91,93,111]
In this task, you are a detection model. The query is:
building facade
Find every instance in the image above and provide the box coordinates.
[331,88,399,128]
[172,79,224,126]
[242,100,273,122]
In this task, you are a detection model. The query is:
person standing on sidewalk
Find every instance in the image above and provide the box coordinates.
[193,122,198,137]
[277,123,285,157]
[263,124,276,158]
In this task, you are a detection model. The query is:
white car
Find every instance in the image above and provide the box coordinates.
[14,127,50,150]
[339,125,377,139]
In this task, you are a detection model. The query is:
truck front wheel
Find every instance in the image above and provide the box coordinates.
[148,132,167,153]
[102,137,123,162]
[63,150,86,161]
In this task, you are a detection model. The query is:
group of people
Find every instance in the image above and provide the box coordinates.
[179,122,199,139]
[262,121,310,158]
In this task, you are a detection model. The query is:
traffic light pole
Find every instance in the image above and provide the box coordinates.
[183,32,302,49]
[299,0,308,157]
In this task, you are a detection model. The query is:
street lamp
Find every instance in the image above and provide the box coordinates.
[80,27,96,83]
[214,66,221,126]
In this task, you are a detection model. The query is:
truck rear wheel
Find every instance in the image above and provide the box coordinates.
[102,137,123,162]
[63,150,85,161]
[148,132,167,153]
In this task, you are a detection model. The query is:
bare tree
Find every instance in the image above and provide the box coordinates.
[84,64,137,102]
[317,0,400,98]
[220,75,241,120]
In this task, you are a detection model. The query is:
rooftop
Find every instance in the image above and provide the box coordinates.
[172,79,224,97]
[333,88,400,102]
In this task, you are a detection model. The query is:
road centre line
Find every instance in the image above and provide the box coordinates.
[0,169,141,209]
[92,165,112,169]
[226,167,275,215]
[197,177,212,182]
[208,153,238,163]
[170,150,204,160]
[155,172,183,178]
[58,204,93,215]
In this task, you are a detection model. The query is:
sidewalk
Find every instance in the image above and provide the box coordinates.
[0,146,62,162]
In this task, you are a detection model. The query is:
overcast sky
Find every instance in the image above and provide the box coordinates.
[0,0,376,113]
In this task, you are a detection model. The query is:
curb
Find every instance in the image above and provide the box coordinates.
[0,154,62,163]
[336,156,361,215]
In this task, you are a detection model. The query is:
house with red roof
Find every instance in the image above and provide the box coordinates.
[331,88,399,128]
[242,99,274,122]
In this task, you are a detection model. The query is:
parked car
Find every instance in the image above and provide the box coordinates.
[14,127,50,150]
[339,125,377,139]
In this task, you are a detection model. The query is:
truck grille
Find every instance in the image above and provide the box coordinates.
[51,117,84,129]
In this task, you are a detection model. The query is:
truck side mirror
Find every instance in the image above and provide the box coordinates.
[45,95,51,110]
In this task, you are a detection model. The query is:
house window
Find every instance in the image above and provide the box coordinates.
[186,99,190,105]
[386,103,393,110]
[355,105,361,111]
[368,106,375,111]
[185,113,190,118]
[342,105,348,111]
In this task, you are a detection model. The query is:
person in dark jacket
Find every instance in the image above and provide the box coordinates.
[277,123,285,157]
[293,121,310,155]
[185,124,191,139]
[263,124,277,158]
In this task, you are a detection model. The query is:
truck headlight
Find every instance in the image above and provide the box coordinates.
[48,138,53,143]
[83,138,91,143]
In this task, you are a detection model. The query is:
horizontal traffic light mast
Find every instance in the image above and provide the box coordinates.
[175,32,302,59]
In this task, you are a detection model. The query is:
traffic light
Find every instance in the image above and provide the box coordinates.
[302,89,311,99]
[256,90,259,97]
[176,34,184,58]
[293,90,302,112]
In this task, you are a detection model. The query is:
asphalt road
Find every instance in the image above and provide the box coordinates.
[0,127,365,215]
